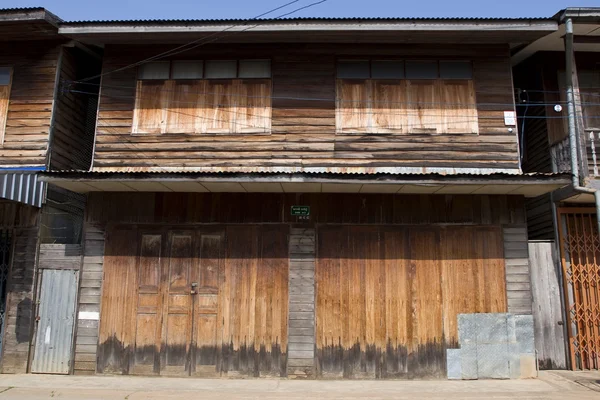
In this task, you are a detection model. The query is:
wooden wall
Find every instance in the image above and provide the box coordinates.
[93,43,519,172]
[85,192,526,226]
[1,227,39,373]
[72,193,529,377]
[0,41,62,168]
[72,224,104,375]
[49,47,100,171]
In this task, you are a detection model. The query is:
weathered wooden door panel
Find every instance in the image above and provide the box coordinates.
[161,232,194,376]
[315,225,506,379]
[132,233,163,375]
[99,225,286,377]
[221,225,288,377]
[191,232,223,376]
[98,228,139,374]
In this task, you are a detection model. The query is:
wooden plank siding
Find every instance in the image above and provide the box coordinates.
[503,225,533,315]
[0,227,39,373]
[0,41,63,168]
[49,47,100,171]
[287,228,316,378]
[85,193,526,226]
[72,224,104,375]
[92,44,519,172]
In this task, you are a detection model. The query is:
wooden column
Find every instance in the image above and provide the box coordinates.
[503,225,533,315]
[72,223,105,375]
[287,228,315,378]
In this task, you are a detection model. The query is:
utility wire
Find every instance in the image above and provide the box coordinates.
[78,0,329,83]
[67,87,596,109]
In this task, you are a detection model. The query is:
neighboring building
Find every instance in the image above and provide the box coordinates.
[513,7,600,371]
[0,7,98,374]
[35,15,571,380]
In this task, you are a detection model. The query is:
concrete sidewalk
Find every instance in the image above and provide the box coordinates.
[0,371,598,399]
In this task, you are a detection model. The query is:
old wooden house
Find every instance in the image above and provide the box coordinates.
[0,7,100,374]
[31,14,577,380]
[513,7,600,371]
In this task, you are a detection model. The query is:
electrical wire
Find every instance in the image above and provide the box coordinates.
[78,0,329,83]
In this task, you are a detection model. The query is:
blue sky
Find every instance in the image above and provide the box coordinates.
[8,0,600,21]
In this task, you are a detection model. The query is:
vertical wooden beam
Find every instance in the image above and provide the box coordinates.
[287,227,315,378]
[503,225,533,315]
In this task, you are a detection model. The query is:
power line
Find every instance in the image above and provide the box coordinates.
[67,87,587,109]
[78,0,329,83]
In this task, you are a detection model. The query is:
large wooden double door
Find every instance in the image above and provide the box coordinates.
[98,225,289,377]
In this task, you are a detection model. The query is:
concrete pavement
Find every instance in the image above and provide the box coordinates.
[0,371,598,399]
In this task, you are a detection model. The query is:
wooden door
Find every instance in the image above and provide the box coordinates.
[315,225,507,379]
[100,227,224,376]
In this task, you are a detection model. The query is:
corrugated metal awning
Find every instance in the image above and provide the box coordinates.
[0,172,46,208]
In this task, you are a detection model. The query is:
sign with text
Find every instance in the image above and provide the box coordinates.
[291,206,310,216]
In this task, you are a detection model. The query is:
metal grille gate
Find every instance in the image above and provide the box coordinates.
[558,208,600,370]
[0,230,11,355]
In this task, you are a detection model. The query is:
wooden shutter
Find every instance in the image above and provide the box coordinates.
[166,80,204,134]
[439,80,478,134]
[406,80,439,134]
[336,79,371,133]
[132,80,172,134]
[236,79,271,133]
[203,80,236,134]
[371,80,406,134]
[0,68,12,145]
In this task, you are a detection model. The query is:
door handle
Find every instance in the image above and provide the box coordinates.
[191,282,198,295]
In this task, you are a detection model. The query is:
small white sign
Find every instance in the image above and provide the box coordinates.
[504,111,516,126]
[79,311,100,320]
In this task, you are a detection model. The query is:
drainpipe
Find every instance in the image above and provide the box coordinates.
[564,18,600,232]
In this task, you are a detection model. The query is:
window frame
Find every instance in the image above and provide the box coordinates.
[132,59,273,136]
[335,58,478,135]
[0,66,13,146]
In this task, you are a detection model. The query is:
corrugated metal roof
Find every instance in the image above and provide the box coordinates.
[0,7,45,12]
[40,169,567,179]
[62,16,553,25]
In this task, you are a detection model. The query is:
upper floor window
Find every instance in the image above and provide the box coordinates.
[558,70,600,131]
[0,67,12,146]
[336,60,478,134]
[132,60,272,135]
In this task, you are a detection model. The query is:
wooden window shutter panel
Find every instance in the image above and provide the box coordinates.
[203,80,236,134]
[236,79,272,134]
[166,80,204,134]
[439,80,478,134]
[371,80,407,134]
[0,67,12,145]
[132,80,172,134]
[336,79,371,133]
[406,80,439,134]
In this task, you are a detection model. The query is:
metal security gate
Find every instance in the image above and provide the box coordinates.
[31,269,78,374]
[558,208,600,370]
[0,230,11,356]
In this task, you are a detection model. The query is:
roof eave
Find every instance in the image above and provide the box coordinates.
[554,7,600,24]
[58,19,558,36]
[0,7,62,27]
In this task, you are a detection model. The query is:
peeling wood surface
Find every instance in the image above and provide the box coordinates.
[97,224,288,377]
[315,225,507,379]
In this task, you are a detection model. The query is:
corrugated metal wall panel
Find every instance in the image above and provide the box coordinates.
[0,172,46,208]
[31,269,78,374]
